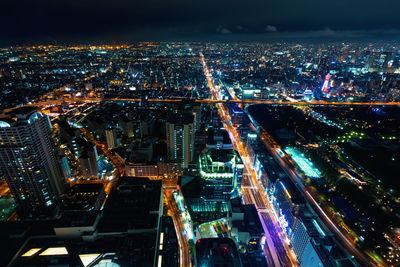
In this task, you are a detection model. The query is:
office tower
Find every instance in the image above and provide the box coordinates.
[166,114,194,168]
[0,107,65,217]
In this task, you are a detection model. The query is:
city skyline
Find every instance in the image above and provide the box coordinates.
[1,20,400,267]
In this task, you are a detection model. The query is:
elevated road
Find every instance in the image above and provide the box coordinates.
[31,97,400,107]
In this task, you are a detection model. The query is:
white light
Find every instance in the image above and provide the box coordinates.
[39,247,68,256]
[22,248,41,257]
[79,254,101,267]
[157,255,162,267]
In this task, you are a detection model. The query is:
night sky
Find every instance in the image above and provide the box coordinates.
[2,0,400,45]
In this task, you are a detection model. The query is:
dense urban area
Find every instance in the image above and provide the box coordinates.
[0,43,399,267]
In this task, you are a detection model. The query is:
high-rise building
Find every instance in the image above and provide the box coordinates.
[105,128,119,149]
[166,114,194,168]
[0,107,65,217]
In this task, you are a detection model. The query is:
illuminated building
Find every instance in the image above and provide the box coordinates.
[303,89,313,101]
[291,216,357,266]
[285,147,321,179]
[0,107,65,217]
[198,149,243,199]
[186,198,229,226]
[321,74,331,93]
[236,86,261,100]
[105,128,119,149]
[60,156,71,178]
[196,218,230,239]
[272,179,304,236]
[206,128,232,150]
[192,104,202,131]
[229,104,249,127]
[166,114,194,168]
[291,218,311,261]
[125,162,159,177]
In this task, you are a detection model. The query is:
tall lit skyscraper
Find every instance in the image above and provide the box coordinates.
[166,114,194,168]
[0,107,65,217]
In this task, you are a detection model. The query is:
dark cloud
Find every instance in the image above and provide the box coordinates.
[1,0,400,45]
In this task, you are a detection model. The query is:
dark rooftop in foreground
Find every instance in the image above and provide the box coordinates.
[195,238,242,267]
[97,176,162,233]
[10,234,157,267]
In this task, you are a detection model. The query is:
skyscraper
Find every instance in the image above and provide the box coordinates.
[166,114,194,168]
[0,107,65,217]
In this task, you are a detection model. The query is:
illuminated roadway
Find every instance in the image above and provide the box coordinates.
[200,52,298,267]
[164,188,192,267]
[31,97,400,107]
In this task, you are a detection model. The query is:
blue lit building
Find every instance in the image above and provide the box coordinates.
[272,176,305,237]
[229,104,250,127]
[61,156,71,178]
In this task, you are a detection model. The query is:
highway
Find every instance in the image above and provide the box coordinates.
[200,52,298,267]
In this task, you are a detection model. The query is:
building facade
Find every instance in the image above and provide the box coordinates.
[0,107,65,217]
[166,115,194,168]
